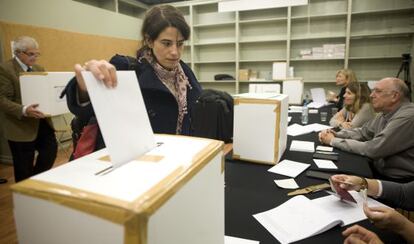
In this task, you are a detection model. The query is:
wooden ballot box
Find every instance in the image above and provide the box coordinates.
[233,93,288,164]
[12,135,224,244]
[20,72,74,116]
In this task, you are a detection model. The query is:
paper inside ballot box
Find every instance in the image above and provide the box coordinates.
[19,72,74,116]
[233,93,288,165]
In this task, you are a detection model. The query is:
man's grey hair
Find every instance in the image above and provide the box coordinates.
[12,36,39,55]
[383,77,410,101]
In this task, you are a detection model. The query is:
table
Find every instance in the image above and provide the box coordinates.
[225,107,404,243]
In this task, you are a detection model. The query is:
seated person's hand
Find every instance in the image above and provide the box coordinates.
[25,104,45,119]
[363,205,410,234]
[319,130,335,145]
[326,90,338,102]
[74,59,118,92]
[330,174,366,192]
[341,122,352,129]
[342,224,383,244]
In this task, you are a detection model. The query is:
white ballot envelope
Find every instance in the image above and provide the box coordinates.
[82,71,156,168]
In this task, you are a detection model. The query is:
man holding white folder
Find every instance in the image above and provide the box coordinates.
[0,36,57,182]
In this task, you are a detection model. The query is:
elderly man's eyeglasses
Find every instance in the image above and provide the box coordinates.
[371,88,396,96]
[22,51,41,58]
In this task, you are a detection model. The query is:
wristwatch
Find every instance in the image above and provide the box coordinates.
[359,177,368,190]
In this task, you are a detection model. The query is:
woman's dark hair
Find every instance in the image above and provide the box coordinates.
[137,5,190,55]
[345,82,371,113]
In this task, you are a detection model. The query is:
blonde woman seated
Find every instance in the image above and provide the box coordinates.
[329,82,374,129]
[327,69,358,109]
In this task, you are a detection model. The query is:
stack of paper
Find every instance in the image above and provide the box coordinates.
[288,106,303,113]
[249,84,281,93]
[306,102,326,109]
[313,159,337,169]
[274,178,299,189]
[287,123,313,136]
[305,123,332,132]
[282,79,304,105]
[287,123,332,136]
[290,140,315,153]
[268,159,310,178]
[272,62,287,80]
[253,192,388,244]
[310,88,327,106]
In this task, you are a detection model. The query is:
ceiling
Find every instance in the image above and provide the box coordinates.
[136,0,189,5]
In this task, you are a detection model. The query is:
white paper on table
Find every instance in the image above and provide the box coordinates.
[82,71,156,168]
[274,178,299,189]
[309,109,318,114]
[313,159,338,169]
[290,140,315,153]
[253,195,343,244]
[268,159,310,178]
[312,191,389,226]
[316,146,334,152]
[288,116,292,123]
[304,123,332,132]
[225,235,260,244]
[310,88,327,104]
[307,102,325,109]
[288,105,303,113]
[287,123,313,136]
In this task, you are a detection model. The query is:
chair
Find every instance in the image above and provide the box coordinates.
[52,114,73,158]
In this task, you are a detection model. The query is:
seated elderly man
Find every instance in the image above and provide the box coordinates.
[319,77,414,182]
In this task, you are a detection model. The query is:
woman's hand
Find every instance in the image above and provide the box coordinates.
[74,59,118,92]
[327,91,338,102]
[330,174,365,192]
[342,225,383,244]
[363,205,411,235]
[341,122,352,129]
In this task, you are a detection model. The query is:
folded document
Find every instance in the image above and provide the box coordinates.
[253,192,388,244]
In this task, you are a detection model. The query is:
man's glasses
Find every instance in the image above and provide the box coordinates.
[371,88,396,96]
[22,51,41,58]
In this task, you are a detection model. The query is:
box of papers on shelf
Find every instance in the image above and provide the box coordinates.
[239,69,250,81]
[19,72,73,116]
[282,79,304,105]
[12,134,224,244]
[233,93,288,164]
[272,62,287,80]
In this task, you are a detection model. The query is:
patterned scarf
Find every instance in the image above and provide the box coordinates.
[139,49,192,134]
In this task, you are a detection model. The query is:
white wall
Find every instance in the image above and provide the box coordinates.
[0,0,142,40]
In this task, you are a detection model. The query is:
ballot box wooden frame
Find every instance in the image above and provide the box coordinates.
[233,93,288,165]
[12,134,224,244]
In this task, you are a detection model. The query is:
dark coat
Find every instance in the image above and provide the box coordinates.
[336,86,346,109]
[65,54,202,151]
[0,58,48,141]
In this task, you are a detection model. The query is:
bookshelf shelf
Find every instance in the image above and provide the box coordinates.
[167,0,414,94]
